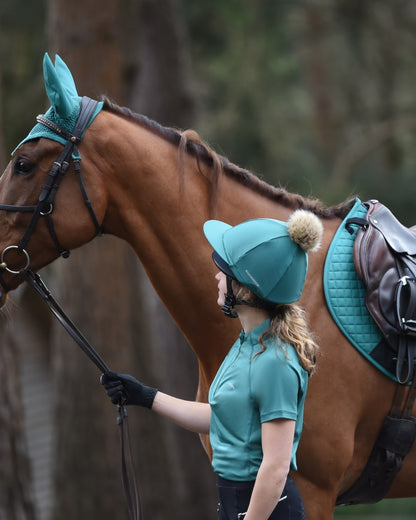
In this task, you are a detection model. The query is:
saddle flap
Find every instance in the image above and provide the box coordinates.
[378,267,400,333]
[369,203,416,255]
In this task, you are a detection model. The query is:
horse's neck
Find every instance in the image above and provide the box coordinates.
[94,109,294,267]
[89,111,329,380]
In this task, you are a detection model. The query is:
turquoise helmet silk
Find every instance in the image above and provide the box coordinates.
[204,213,323,304]
[13,53,103,153]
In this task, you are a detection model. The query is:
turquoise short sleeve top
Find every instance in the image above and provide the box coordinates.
[208,319,308,481]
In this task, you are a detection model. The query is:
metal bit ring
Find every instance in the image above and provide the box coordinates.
[0,245,30,274]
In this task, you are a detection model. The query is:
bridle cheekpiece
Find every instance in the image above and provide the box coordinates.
[0,97,101,288]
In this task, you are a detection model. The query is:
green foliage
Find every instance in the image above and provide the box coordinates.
[0,0,47,153]
[183,0,416,224]
[334,496,416,518]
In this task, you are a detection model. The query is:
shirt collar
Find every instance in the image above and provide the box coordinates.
[239,318,271,345]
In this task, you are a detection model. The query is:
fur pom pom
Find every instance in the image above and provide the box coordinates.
[287,210,323,252]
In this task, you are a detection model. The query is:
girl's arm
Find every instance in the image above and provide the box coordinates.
[244,418,295,520]
[101,371,211,434]
[151,391,211,434]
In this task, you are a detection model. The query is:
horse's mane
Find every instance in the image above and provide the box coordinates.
[102,97,355,220]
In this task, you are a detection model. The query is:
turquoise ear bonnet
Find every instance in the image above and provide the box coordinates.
[13,53,103,152]
[203,218,308,304]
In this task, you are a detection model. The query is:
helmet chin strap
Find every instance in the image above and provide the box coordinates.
[221,275,239,318]
[220,271,276,318]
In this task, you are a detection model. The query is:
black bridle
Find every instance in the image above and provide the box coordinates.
[0,96,101,283]
[0,97,141,520]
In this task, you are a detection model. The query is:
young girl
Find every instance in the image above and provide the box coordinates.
[101,210,323,519]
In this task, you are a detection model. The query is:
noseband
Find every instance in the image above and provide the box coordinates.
[0,96,101,289]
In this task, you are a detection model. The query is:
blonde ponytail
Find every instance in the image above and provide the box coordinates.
[258,304,318,375]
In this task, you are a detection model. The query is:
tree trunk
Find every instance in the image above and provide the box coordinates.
[0,310,37,520]
[299,5,338,158]
[50,240,137,519]
[47,0,215,518]
[47,1,134,519]
[131,0,195,127]
[127,1,216,518]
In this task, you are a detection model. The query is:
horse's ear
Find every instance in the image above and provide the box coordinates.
[54,55,78,97]
[43,53,78,119]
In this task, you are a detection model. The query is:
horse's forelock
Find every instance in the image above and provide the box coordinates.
[102,98,354,220]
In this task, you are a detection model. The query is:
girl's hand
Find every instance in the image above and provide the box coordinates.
[100,370,158,408]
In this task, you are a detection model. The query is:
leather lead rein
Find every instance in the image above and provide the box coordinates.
[24,270,142,520]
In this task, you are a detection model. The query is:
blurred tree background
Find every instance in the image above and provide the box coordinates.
[1,0,416,519]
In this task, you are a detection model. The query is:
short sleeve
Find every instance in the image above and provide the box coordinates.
[250,348,301,423]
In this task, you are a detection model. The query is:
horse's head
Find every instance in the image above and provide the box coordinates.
[0,54,106,307]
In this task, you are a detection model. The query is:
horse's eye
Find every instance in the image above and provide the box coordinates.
[14,158,37,176]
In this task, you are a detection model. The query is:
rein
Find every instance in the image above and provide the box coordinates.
[25,270,141,520]
[0,98,142,520]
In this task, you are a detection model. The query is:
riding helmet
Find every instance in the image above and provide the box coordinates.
[203,210,323,304]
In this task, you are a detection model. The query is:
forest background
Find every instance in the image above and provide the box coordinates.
[1,0,416,519]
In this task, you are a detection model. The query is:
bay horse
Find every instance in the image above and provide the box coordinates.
[1,55,416,519]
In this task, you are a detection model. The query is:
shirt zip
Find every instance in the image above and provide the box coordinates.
[210,332,245,400]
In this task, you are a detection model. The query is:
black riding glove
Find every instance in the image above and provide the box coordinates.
[100,370,158,408]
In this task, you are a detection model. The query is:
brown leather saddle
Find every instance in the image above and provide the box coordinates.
[348,200,416,384]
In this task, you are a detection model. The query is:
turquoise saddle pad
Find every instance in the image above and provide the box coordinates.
[323,198,397,381]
